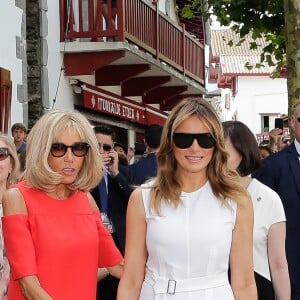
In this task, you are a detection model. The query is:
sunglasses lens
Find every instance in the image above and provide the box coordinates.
[72,143,90,157]
[173,133,194,149]
[103,145,112,152]
[197,133,216,149]
[51,143,67,157]
[50,143,90,157]
[98,143,112,152]
[0,148,9,161]
[297,117,300,123]
[173,133,215,149]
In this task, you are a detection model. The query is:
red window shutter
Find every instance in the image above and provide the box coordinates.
[0,67,12,134]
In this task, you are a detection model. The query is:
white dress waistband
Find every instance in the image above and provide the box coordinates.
[144,271,229,294]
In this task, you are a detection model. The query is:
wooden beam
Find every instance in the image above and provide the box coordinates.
[121,76,170,96]
[64,50,125,76]
[143,86,187,104]
[95,64,150,86]
[160,93,203,110]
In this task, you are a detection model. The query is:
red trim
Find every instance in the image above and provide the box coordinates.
[64,51,125,76]
[0,68,12,134]
[95,64,150,86]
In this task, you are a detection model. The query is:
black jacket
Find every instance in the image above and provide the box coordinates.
[91,165,132,254]
[129,152,158,185]
[253,143,300,298]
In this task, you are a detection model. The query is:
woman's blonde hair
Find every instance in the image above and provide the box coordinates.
[150,98,247,213]
[24,110,103,193]
[0,134,20,188]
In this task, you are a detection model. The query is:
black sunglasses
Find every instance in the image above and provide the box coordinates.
[297,117,300,123]
[50,142,90,158]
[98,143,113,152]
[0,147,9,161]
[173,133,216,149]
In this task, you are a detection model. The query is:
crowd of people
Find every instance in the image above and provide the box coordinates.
[0,99,300,299]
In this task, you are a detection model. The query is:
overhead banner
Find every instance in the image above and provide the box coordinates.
[81,83,168,125]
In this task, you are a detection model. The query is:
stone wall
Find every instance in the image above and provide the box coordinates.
[15,0,28,125]
[26,0,49,128]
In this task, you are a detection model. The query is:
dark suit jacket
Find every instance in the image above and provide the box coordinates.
[91,165,132,254]
[129,152,158,185]
[253,143,300,298]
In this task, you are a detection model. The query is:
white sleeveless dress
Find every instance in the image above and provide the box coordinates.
[139,181,237,300]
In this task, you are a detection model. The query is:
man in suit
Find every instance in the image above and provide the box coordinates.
[253,102,300,299]
[91,125,132,300]
[129,124,163,185]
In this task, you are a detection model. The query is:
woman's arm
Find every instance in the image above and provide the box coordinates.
[230,195,258,300]
[117,188,147,300]
[268,222,291,300]
[19,276,53,300]
[3,189,52,300]
[2,188,27,215]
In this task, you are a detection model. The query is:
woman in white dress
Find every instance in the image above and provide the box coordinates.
[223,121,290,300]
[117,98,257,300]
[0,135,20,299]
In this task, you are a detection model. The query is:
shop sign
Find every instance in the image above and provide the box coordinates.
[83,89,146,124]
[81,83,168,125]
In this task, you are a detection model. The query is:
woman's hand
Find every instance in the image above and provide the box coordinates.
[97,268,110,281]
[107,260,124,279]
[19,276,53,300]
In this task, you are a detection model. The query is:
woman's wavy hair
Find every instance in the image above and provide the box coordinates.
[0,134,21,188]
[149,98,247,213]
[24,110,103,193]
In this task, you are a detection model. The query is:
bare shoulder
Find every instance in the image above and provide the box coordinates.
[87,192,99,212]
[2,187,27,215]
[127,187,145,216]
[130,187,142,200]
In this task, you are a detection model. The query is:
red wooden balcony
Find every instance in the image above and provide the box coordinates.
[59,0,206,109]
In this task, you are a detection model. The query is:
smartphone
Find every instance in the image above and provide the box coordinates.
[274,118,284,134]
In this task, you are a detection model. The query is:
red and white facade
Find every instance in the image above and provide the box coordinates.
[0,1,24,134]
[1,0,207,146]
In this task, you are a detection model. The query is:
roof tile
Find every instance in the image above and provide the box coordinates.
[211,29,275,75]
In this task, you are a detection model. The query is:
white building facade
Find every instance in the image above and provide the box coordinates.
[209,29,288,139]
[0,1,26,132]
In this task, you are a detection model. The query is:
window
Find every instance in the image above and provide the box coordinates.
[262,115,269,132]
[225,93,230,109]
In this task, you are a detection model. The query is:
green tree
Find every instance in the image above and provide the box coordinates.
[181,0,300,122]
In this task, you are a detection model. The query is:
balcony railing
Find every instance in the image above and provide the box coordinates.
[59,0,205,84]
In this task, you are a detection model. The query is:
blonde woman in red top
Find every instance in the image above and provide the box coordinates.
[2,111,123,300]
